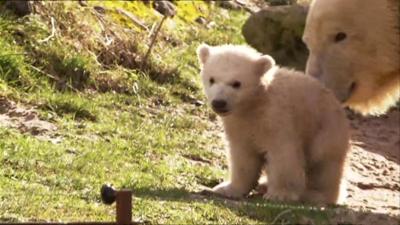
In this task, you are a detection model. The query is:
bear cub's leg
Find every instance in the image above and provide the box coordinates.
[264,143,306,202]
[213,143,263,198]
[302,126,348,205]
[304,159,346,204]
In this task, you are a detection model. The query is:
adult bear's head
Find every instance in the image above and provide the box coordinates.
[303,0,400,115]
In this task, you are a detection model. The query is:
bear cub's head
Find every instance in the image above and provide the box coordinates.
[197,44,275,116]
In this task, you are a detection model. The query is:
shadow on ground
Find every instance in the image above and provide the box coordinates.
[133,186,400,225]
[348,108,399,164]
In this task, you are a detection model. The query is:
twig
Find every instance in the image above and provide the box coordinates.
[92,10,106,31]
[115,8,149,32]
[91,10,114,47]
[271,208,292,225]
[148,22,157,38]
[38,17,56,43]
[142,16,167,70]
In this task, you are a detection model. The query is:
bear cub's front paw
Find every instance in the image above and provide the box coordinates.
[212,181,246,199]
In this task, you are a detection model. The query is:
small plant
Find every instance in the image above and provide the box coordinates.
[0,37,34,88]
[31,43,96,91]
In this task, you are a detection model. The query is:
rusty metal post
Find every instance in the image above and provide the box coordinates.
[116,189,132,225]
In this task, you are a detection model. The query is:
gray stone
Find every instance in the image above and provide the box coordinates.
[78,0,88,7]
[94,5,106,14]
[195,16,207,25]
[153,0,177,18]
[242,5,309,70]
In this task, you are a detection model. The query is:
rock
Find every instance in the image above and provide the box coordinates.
[153,0,177,18]
[4,0,33,17]
[94,6,106,14]
[242,4,309,70]
[195,16,207,25]
[78,0,88,7]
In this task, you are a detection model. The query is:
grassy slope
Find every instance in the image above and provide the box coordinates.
[0,1,334,223]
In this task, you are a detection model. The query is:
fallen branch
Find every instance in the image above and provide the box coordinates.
[142,15,167,70]
[92,10,106,31]
[116,8,149,32]
[38,17,56,43]
[148,22,157,38]
[141,1,177,69]
[91,10,115,47]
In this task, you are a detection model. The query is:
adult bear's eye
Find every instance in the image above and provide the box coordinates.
[232,81,241,89]
[209,77,215,85]
[334,32,347,43]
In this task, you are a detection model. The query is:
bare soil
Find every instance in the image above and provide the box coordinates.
[0,97,57,137]
[320,108,400,225]
[344,108,399,215]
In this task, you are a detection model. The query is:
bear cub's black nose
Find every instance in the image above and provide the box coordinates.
[212,100,227,110]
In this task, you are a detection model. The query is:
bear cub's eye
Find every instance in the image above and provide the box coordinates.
[209,77,215,85]
[232,81,241,89]
[334,32,347,43]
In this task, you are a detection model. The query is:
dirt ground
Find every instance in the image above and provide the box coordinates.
[0,97,58,141]
[344,108,399,215]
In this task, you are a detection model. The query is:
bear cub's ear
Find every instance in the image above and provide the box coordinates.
[254,55,275,76]
[197,43,211,65]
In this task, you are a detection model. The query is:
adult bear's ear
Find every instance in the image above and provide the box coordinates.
[254,55,275,76]
[197,43,211,65]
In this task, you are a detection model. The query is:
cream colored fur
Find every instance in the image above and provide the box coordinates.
[197,44,350,205]
[303,0,400,115]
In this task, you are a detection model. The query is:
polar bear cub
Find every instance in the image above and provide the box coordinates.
[197,44,349,204]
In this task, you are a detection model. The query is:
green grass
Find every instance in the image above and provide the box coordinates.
[0,1,335,223]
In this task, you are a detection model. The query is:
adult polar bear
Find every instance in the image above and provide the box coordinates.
[303,0,400,115]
